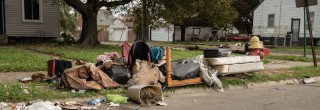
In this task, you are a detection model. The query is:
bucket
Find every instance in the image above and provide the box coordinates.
[127,85,163,104]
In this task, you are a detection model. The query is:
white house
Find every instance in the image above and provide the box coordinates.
[75,9,115,41]
[150,25,174,42]
[253,0,320,43]
[174,26,212,41]
[1,0,60,43]
[97,10,115,31]
[107,19,136,41]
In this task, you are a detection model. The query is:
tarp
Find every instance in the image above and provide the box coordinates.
[61,63,120,90]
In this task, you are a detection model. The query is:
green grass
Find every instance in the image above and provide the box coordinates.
[16,43,203,62]
[262,59,272,64]
[265,55,320,62]
[171,50,202,60]
[17,43,122,63]
[0,47,50,72]
[0,82,126,102]
[241,66,320,84]
[270,46,320,55]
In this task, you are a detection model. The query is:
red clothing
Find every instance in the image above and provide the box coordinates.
[248,49,264,59]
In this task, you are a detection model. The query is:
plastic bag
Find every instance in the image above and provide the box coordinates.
[107,94,128,104]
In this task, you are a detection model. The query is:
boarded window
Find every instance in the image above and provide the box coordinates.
[268,14,275,28]
[24,0,40,20]
[306,11,315,30]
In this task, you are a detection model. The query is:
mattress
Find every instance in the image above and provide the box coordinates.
[205,56,260,66]
[215,62,264,76]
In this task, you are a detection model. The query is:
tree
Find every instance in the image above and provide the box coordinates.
[232,0,260,34]
[60,0,76,35]
[132,0,238,41]
[63,0,133,46]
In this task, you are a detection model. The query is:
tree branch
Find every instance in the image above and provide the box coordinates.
[98,0,133,9]
[63,0,87,15]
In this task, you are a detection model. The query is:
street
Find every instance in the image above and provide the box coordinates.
[104,82,320,110]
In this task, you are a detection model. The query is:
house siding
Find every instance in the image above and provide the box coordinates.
[253,0,319,38]
[150,25,174,42]
[108,19,129,41]
[185,27,211,41]
[5,0,59,37]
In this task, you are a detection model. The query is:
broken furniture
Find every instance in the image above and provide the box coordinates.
[165,47,203,87]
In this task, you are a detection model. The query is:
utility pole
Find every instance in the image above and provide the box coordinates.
[305,0,317,67]
[304,7,306,57]
[142,0,147,41]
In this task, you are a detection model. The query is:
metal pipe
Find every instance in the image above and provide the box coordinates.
[304,7,307,57]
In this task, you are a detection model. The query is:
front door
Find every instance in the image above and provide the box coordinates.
[0,0,3,34]
[291,19,300,41]
[192,28,200,41]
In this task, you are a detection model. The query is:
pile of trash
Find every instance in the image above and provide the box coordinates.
[13,39,268,109]
[0,95,130,110]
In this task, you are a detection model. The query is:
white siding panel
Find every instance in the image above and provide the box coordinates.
[113,29,127,41]
[151,27,173,42]
[253,0,320,38]
[5,0,60,37]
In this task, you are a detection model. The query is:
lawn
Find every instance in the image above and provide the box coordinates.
[16,43,122,63]
[265,55,320,62]
[4,43,318,72]
[1,65,319,102]
[0,47,49,72]
[270,46,320,55]
[0,82,125,102]
[1,43,320,102]
[16,43,203,62]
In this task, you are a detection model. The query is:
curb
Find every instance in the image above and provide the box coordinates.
[228,76,320,90]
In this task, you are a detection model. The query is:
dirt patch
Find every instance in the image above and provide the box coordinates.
[140,87,162,107]
[258,69,295,75]
[0,71,46,82]
[264,60,312,69]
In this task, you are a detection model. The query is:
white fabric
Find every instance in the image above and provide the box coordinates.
[26,101,62,110]
[194,55,224,92]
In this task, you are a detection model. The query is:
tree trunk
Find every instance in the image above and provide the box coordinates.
[173,25,176,43]
[78,13,99,46]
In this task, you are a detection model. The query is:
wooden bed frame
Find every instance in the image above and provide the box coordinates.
[165,47,203,87]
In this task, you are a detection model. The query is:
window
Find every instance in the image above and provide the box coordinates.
[306,11,315,30]
[268,14,275,28]
[23,0,42,22]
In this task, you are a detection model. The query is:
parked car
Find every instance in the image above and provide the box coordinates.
[221,34,250,42]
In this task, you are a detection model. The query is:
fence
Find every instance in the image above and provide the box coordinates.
[74,31,109,42]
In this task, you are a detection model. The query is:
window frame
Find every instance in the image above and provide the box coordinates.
[22,0,43,23]
[268,14,275,28]
[306,11,315,30]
